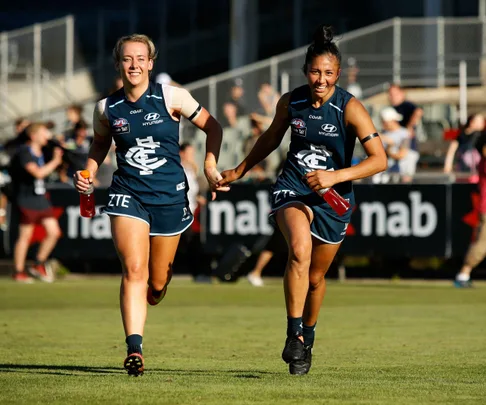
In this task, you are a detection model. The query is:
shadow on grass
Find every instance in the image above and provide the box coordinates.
[0,364,276,378]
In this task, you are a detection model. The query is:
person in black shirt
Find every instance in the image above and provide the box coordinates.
[444,114,485,174]
[388,84,423,151]
[10,123,63,283]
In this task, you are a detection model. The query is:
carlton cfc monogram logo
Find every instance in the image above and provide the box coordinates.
[125,136,167,175]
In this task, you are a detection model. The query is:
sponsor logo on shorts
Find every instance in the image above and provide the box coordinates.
[176,182,185,191]
[273,189,297,205]
[108,194,131,208]
[182,207,191,221]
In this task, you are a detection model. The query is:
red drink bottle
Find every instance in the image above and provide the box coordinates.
[79,170,95,218]
[318,187,350,216]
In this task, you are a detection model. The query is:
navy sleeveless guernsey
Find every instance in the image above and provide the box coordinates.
[105,82,187,206]
[271,85,356,242]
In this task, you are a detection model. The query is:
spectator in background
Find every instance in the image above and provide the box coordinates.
[380,107,419,183]
[454,127,486,288]
[59,120,92,183]
[346,57,363,100]
[443,113,485,175]
[4,117,30,158]
[63,104,84,142]
[9,123,63,283]
[251,83,280,130]
[388,84,423,151]
[0,118,31,228]
[221,78,246,128]
[242,119,269,182]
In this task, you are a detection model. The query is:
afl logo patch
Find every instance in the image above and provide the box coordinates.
[112,118,130,134]
[290,118,306,137]
[113,118,128,127]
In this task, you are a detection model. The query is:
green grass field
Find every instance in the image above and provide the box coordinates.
[0,277,485,405]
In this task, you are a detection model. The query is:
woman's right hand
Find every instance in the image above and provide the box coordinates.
[217,168,244,188]
[73,170,92,193]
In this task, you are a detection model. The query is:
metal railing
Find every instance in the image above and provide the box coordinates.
[0,16,75,127]
[183,16,486,134]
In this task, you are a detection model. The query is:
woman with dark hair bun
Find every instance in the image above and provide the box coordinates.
[218,24,387,375]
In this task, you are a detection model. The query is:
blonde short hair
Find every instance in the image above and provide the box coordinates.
[112,34,158,64]
[25,122,48,138]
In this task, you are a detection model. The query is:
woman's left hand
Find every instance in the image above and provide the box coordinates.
[204,166,231,201]
[304,170,338,192]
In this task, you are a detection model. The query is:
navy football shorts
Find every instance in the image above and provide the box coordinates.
[269,190,349,244]
[101,190,193,236]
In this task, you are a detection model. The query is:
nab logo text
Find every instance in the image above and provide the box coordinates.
[360,191,437,237]
[208,191,273,236]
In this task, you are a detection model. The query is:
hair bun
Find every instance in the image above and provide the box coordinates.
[312,24,334,47]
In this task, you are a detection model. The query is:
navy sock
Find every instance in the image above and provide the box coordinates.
[287,316,303,337]
[303,323,316,347]
[126,334,143,355]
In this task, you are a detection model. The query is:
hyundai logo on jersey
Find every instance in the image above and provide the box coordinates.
[321,124,337,132]
[144,112,161,121]
[290,118,307,137]
[319,123,339,137]
[112,118,130,134]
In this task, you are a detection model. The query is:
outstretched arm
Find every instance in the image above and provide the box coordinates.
[172,86,229,200]
[218,93,291,187]
[443,140,459,173]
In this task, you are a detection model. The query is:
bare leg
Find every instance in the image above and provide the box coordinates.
[148,234,181,291]
[457,214,486,282]
[276,204,313,318]
[14,224,34,272]
[303,240,342,327]
[36,217,62,262]
[110,216,150,337]
[249,250,273,278]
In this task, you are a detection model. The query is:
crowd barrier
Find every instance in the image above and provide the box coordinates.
[3,182,480,262]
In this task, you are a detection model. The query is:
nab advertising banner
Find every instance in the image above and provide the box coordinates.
[340,184,449,256]
[204,183,479,258]
[4,183,480,259]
